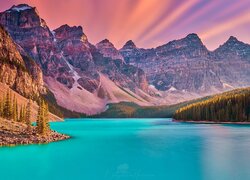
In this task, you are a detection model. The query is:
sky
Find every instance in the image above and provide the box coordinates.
[0,0,250,50]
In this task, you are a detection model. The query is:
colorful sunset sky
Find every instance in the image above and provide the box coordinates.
[0,0,250,50]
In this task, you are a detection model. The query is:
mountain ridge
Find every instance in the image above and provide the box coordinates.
[1,3,250,115]
[0,4,153,115]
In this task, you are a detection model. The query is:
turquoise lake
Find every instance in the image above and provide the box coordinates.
[1,118,250,180]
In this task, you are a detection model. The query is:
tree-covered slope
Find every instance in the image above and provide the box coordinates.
[174,88,250,122]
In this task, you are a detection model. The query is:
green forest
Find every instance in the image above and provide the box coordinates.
[174,88,250,122]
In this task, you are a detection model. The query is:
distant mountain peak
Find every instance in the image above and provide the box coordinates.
[96,39,125,61]
[122,40,137,49]
[186,33,199,39]
[184,33,202,43]
[54,24,87,42]
[227,36,239,43]
[218,36,246,49]
[54,24,84,34]
[96,39,116,48]
[8,4,33,12]
[1,3,48,29]
[215,35,250,56]
[157,33,205,52]
[99,39,111,44]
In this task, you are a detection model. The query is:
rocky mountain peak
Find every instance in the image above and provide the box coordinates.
[0,4,47,29]
[223,36,244,47]
[8,4,33,12]
[54,24,88,42]
[155,33,208,59]
[99,39,110,44]
[214,36,250,59]
[122,40,137,49]
[96,39,114,49]
[217,36,249,50]
[183,33,204,45]
[96,39,124,61]
[227,36,238,42]
[185,33,200,39]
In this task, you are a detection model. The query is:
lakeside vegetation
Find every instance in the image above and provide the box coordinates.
[0,90,69,146]
[0,90,50,134]
[174,88,250,122]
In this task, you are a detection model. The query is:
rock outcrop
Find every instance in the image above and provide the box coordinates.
[96,39,125,63]
[0,117,69,146]
[0,24,45,97]
[212,36,250,87]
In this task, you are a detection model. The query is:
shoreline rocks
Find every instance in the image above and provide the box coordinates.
[0,118,70,147]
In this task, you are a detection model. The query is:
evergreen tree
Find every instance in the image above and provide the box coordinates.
[12,95,18,122]
[0,97,4,117]
[44,103,50,132]
[23,105,26,123]
[4,90,12,120]
[36,100,42,133]
[37,100,50,135]
[25,99,32,128]
[19,105,25,123]
[15,99,18,121]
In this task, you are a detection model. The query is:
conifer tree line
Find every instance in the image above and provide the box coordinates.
[36,99,50,134]
[0,90,50,134]
[174,88,250,122]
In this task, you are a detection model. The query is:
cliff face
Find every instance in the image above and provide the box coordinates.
[53,24,149,95]
[96,39,125,63]
[120,34,250,93]
[0,4,53,66]
[212,36,250,87]
[0,25,44,97]
[0,4,151,114]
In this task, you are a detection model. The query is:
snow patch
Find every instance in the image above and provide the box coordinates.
[40,20,47,28]
[209,70,216,76]
[149,85,156,89]
[104,105,110,111]
[157,81,163,85]
[223,83,234,89]
[32,46,38,54]
[10,5,32,12]
[168,86,177,92]
[50,51,54,56]
[61,52,81,86]
[51,31,57,42]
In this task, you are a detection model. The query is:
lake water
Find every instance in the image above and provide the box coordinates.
[1,118,250,180]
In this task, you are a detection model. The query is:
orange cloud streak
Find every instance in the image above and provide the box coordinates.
[113,0,172,46]
[138,0,198,43]
[172,1,223,31]
[200,10,250,40]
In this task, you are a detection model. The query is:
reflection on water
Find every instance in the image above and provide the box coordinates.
[0,118,250,180]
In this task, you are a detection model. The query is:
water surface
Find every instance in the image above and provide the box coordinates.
[1,118,250,180]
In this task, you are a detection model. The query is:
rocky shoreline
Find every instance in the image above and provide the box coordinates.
[0,118,70,147]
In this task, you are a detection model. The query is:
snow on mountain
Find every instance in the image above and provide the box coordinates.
[8,4,33,12]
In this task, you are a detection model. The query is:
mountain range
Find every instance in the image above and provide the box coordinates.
[0,4,250,115]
